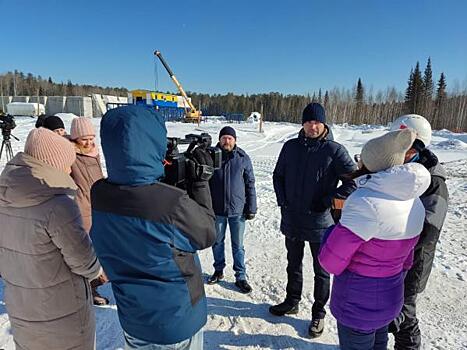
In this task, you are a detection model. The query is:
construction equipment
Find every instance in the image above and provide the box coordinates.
[154,50,201,123]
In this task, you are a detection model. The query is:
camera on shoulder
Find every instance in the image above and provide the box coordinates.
[164,132,222,187]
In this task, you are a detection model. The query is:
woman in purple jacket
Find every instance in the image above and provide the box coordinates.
[319,129,431,350]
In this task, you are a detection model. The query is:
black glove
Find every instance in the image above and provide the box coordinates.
[186,146,214,182]
[244,213,255,220]
[312,196,332,213]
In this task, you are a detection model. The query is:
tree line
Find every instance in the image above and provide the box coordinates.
[192,58,466,131]
[2,60,466,131]
[0,70,128,98]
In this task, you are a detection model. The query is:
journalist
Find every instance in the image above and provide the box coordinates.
[90,105,216,350]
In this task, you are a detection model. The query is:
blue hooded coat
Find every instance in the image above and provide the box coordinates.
[90,105,216,345]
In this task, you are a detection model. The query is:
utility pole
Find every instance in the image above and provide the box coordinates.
[259,103,264,133]
[1,77,5,113]
[13,71,17,97]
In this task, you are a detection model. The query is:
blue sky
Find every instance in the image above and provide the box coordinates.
[2,0,466,95]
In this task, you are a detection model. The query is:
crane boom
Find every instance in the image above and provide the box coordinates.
[154,50,201,122]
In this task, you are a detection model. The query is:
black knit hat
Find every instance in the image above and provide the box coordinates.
[219,126,236,140]
[302,103,326,124]
[42,115,65,131]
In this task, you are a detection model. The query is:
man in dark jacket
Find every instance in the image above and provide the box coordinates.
[270,103,356,338]
[389,114,449,350]
[207,126,257,294]
[90,105,216,349]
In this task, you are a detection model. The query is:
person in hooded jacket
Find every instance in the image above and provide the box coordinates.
[319,129,431,350]
[69,117,108,305]
[270,102,357,338]
[0,127,103,350]
[388,115,449,350]
[207,126,257,294]
[90,105,216,350]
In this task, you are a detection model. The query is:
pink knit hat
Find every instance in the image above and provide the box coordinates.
[24,128,76,171]
[70,117,96,140]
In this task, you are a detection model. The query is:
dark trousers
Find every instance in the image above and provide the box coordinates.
[393,294,421,350]
[337,323,388,350]
[285,236,330,319]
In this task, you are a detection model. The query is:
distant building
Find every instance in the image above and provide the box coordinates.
[129,90,192,121]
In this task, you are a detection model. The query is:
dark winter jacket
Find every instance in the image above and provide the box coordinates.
[273,127,356,242]
[90,106,216,345]
[209,145,257,216]
[404,148,448,296]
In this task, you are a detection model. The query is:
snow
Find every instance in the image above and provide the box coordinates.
[1,116,466,349]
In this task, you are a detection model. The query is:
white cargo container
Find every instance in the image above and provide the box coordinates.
[6,102,45,116]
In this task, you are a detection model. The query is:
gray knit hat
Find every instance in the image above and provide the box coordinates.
[361,129,416,172]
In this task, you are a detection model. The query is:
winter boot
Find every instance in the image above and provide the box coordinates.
[235,279,252,294]
[269,300,299,316]
[207,270,224,285]
[308,318,325,338]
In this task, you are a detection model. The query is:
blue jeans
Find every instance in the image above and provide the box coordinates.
[124,329,203,350]
[337,323,388,350]
[212,215,246,281]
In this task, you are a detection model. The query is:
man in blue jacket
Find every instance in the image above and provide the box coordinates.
[207,126,257,294]
[90,105,216,349]
[270,103,356,338]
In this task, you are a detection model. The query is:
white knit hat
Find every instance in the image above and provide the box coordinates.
[70,117,95,140]
[361,129,417,172]
[24,128,76,171]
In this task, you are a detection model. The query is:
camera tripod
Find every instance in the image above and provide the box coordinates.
[0,133,19,162]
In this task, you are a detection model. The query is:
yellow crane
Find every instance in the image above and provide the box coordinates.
[154,50,201,123]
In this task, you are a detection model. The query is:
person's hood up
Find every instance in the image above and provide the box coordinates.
[355,163,431,201]
[100,105,166,186]
[0,152,77,208]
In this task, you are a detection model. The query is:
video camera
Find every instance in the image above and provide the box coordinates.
[164,132,222,187]
[0,114,16,137]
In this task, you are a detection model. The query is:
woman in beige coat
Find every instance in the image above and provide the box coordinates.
[69,117,108,305]
[0,128,102,350]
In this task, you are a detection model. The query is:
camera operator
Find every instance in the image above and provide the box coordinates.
[90,105,216,349]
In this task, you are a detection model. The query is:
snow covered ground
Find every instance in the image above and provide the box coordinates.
[1,114,466,349]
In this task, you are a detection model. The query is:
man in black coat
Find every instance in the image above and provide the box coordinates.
[270,103,356,338]
[389,114,449,350]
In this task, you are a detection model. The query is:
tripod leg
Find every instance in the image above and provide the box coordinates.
[7,142,14,160]
[0,140,5,160]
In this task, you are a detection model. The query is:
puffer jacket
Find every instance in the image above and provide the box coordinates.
[319,163,431,331]
[0,152,101,350]
[404,148,449,296]
[209,145,257,216]
[91,105,216,345]
[273,127,356,242]
[70,146,104,232]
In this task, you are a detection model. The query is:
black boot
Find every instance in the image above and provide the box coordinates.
[308,318,325,338]
[269,300,299,316]
[235,280,252,294]
[207,270,224,285]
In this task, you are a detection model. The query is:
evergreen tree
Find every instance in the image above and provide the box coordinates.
[324,90,329,108]
[434,72,447,129]
[355,78,364,103]
[318,88,322,104]
[355,78,364,123]
[405,62,424,114]
[423,57,434,118]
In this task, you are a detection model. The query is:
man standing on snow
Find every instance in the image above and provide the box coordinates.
[270,102,356,338]
[389,114,449,350]
[90,105,216,349]
[207,126,257,294]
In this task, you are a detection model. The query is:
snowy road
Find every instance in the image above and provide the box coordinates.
[1,116,466,349]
